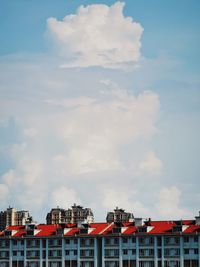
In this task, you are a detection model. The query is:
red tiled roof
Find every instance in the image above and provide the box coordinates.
[89,223,110,235]
[0,220,199,238]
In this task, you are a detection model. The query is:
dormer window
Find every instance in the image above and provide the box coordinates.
[26,224,35,230]
[172,225,188,232]
[26,230,34,236]
[173,226,182,232]
[79,228,88,234]
[4,230,17,237]
[137,226,147,233]
[112,227,121,234]
[4,230,12,236]
[56,228,64,235]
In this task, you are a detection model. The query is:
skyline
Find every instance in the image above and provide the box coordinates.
[0,0,200,223]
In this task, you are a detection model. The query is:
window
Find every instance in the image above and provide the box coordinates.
[184,236,189,243]
[89,239,94,246]
[165,237,170,244]
[43,251,46,258]
[149,249,154,256]
[49,251,53,257]
[132,237,136,243]
[139,237,145,245]
[113,228,121,234]
[105,250,110,257]
[35,251,40,257]
[4,230,12,236]
[114,249,119,257]
[174,237,179,244]
[89,250,94,256]
[42,239,46,248]
[57,239,62,246]
[13,240,17,246]
[149,237,154,244]
[157,237,162,246]
[138,227,147,233]
[132,249,136,255]
[122,237,128,243]
[80,250,85,257]
[139,262,154,267]
[158,249,162,258]
[175,249,180,256]
[13,251,17,256]
[49,239,53,246]
[80,239,85,246]
[165,249,170,256]
[105,238,110,245]
[114,238,119,245]
[80,228,88,234]
[123,249,128,255]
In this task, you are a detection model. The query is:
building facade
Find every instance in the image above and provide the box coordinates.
[46,205,94,225]
[0,213,200,267]
[106,208,134,223]
[0,208,32,231]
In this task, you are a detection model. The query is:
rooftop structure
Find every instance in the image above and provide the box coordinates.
[46,204,94,225]
[106,207,134,223]
[0,207,33,231]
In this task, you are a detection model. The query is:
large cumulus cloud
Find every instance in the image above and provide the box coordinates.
[47,2,143,68]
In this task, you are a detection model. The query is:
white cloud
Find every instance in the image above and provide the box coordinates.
[102,188,149,218]
[45,96,96,108]
[0,46,165,221]
[2,170,15,188]
[156,186,192,219]
[51,186,81,208]
[0,84,160,220]
[138,151,163,176]
[24,128,38,138]
[0,184,9,202]
[1,142,47,213]
[47,2,143,68]
[102,188,133,211]
[50,89,160,175]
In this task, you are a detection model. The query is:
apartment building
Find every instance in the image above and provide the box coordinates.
[0,208,33,231]
[0,213,200,267]
[106,207,134,223]
[46,204,94,225]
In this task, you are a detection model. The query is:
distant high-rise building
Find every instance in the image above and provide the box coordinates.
[0,211,6,232]
[0,207,33,231]
[46,204,94,224]
[106,207,134,223]
[46,207,66,225]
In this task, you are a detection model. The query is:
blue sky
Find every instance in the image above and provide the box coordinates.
[0,0,199,222]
